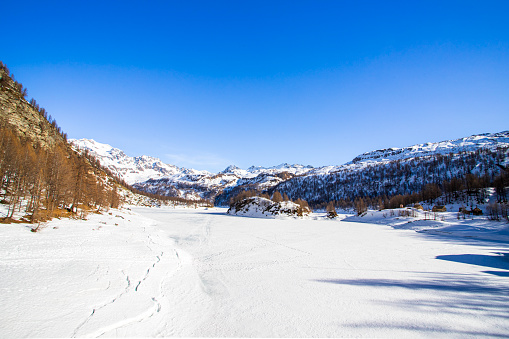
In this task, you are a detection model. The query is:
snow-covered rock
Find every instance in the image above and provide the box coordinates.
[227,197,311,218]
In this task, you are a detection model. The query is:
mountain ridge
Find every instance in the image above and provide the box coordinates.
[351,130,509,164]
[70,138,315,184]
[70,130,509,204]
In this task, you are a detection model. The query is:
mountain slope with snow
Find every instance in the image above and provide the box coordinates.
[70,139,315,200]
[273,131,509,206]
[351,130,509,164]
[70,139,214,185]
[71,131,509,204]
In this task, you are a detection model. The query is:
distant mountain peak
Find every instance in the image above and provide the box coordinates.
[247,165,264,172]
[70,138,184,184]
[222,165,241,173]
[270,163,313,170]
[246,163,313,172]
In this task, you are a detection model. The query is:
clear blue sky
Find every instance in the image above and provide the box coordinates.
[3,0,509,172]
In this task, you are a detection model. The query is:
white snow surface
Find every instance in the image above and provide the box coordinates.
[1,207,509,337]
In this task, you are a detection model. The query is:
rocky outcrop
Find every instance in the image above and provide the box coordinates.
[227,197,312,218]
[0,68,65,149]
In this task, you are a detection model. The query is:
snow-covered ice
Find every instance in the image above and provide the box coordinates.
[1,207,509,337]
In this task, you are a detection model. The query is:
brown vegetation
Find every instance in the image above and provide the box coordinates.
[432,205,447,212]
[0,125,121,222]
[272,191,283,203]
[326,201,338,218]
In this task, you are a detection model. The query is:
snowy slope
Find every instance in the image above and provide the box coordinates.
[71,139,314,185]
[273,131,509,205]
[298,130,509,178]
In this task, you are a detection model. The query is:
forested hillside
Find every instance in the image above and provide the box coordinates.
[272,144,509,211]
[0,62,121,222]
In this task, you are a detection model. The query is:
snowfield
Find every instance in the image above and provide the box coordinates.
[1,207,509,337]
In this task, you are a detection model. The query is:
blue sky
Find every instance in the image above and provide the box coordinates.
[3,1,509,172]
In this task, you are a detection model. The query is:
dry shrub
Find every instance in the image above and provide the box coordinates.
[32,209,75,223]
[0,217,25,224]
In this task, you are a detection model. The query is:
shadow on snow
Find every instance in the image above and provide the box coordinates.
[436,253,509,274]
[313,273,509,336]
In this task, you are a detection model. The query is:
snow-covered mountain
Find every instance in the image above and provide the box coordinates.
[71,131,509,205]
[290,130,509,178]
[351,131,509,164]
[70,139,211,185]
[70,138,315,200]
[272,131,509,206]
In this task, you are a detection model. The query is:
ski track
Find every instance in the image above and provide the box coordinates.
[72,252,164,338]
[65,216,181,338]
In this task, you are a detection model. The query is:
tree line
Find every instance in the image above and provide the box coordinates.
[312,171,508,217]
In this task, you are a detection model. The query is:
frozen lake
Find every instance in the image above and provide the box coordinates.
[1,207,509,337]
